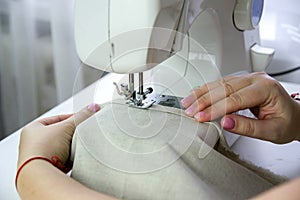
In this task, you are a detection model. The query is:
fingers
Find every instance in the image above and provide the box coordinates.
[182,76,253,117]
[181,76,244,109]
[35,103,101,136]
[221,114,284,143]
[221,115,262,138]
[36,103,101,127]
[191,84,268,121]
[63,103,101,130]
[38,114,73,126]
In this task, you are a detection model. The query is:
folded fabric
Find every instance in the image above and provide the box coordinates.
[71,100,277,200]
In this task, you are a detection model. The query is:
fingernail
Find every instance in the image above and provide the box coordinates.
[194,112,206,120]
[184,105,195,116]
[222,117,235,130]
[87,103,100,112]
[181,98,189,107]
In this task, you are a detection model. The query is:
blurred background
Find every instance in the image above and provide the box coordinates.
[0,0,100,139]
[0,0,300,140]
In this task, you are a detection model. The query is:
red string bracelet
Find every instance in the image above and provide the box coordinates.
[15,156,72,190]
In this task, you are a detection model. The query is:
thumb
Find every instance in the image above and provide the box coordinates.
[61,103,101,132]
[221,114,275,141]
[72,103,101,126]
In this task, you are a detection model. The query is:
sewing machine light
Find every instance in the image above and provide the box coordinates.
[234,0,264,30]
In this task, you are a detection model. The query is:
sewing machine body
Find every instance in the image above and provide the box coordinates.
[74,0,270,149]
[74,0,262,99]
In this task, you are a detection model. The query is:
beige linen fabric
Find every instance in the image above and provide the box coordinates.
[71,101,274,200]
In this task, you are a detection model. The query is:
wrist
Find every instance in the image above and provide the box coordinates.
[16,156,71,192]
[16,159,61,199]
[17,151,52,169]
[17,158,52,192]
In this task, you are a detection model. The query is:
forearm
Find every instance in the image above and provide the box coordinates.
[251,177,300,200]
[17,160,116,200]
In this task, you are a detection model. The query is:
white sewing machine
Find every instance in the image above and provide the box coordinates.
[74,0,273,146]
[1,0,300,199]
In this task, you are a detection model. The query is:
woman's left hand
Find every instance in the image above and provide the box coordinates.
[17,103,100,168]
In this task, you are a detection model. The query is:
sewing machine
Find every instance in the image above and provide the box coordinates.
[74,0,273,146]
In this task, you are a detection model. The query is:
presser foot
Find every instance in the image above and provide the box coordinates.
[127,93,184,110]
[114,80,183,109]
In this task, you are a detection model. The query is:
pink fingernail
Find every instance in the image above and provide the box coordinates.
[181,97,190,107]
[184,105,195,116]
[222,117,235,130]
[194,112,206,120]
[87,103,100,112]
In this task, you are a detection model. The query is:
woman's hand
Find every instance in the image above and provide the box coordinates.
[18,103,101,168]
[181,72,300,144]
[16,103,119,200]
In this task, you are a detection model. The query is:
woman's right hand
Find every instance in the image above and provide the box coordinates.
[181,72,300,144]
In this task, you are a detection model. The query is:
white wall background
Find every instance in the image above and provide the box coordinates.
[0,0,100,139]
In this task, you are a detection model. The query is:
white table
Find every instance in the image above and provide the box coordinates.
[0,74,299,200]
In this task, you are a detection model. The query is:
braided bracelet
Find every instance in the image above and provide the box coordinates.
[15,156,72,190]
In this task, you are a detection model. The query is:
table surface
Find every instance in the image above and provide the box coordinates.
[1,73,299,200]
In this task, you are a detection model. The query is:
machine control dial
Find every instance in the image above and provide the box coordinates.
[234,0,264,30]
